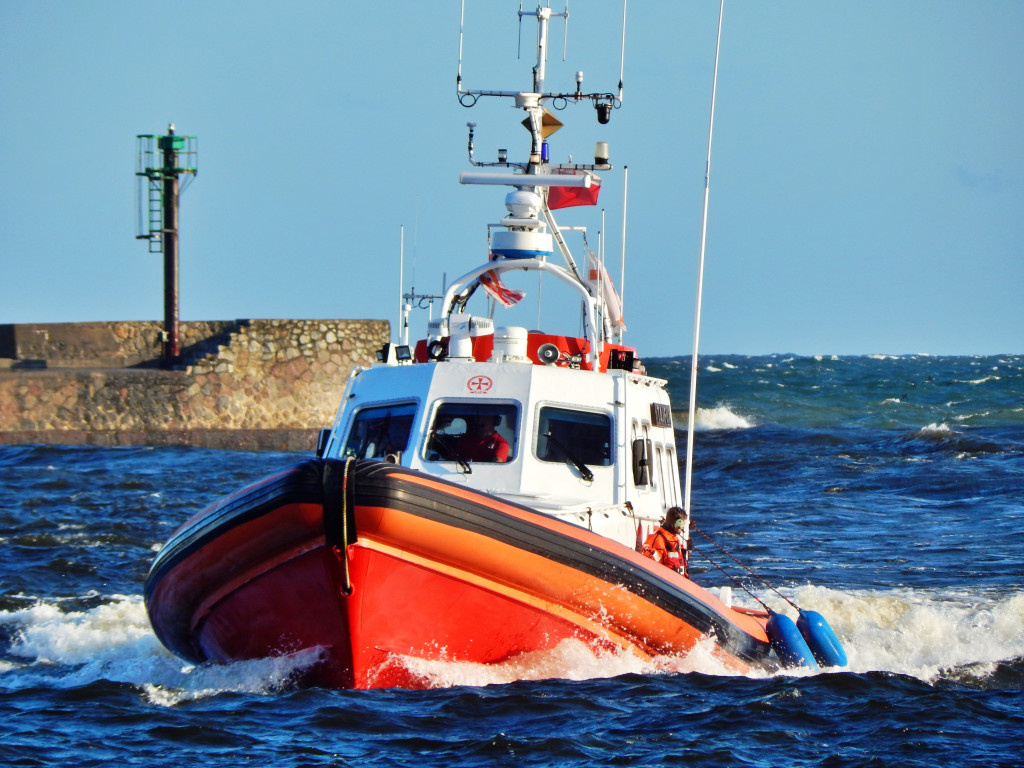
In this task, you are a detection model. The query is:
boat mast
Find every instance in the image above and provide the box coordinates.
[684,0,725,521]
[454,1,627,368]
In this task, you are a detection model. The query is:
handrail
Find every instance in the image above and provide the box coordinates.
[440,258,601,369]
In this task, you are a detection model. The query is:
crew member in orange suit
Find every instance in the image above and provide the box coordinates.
[642,506,689,575]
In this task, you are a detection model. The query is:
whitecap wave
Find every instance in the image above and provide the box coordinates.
[0,595,320,702]
[696,405,754,430]
[2,595,158,667]
[956,376,1000,385]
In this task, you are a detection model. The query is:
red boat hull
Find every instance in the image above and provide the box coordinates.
[145,459,771,689]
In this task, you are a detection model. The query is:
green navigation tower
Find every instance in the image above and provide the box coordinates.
[136,124,198,368]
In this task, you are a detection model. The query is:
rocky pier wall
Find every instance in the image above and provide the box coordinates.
[0,319,389,451]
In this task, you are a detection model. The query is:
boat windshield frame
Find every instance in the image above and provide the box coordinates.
[535,404,614,468]
[339,400,419,462]
[424,400,520,464]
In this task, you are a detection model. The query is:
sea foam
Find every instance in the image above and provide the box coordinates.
[393,586,1024,688]
[779,584,1024,683]
[0,596,320,701]
[6,586,1021,695]
[696,405,753,430]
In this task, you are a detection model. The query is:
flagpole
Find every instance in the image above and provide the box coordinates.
[684,0,725,523]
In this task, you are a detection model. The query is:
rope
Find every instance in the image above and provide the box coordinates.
[690,521,800,613]
[339,457,353,596]
[689,543,769,612]
[323,457,354,597]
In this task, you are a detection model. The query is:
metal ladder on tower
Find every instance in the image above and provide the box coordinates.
[147,180,163,253]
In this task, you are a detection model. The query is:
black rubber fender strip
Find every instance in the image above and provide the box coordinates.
[322,457,356,549]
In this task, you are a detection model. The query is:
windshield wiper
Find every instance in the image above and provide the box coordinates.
[429,429,472,474]
[545,432,594,482]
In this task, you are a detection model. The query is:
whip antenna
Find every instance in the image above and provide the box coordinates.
[618,0,627,101]
[684,0,725,520]
[457,0,466,91]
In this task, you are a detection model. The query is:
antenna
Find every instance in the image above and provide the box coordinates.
[135,123,198,369]
[684,0,725,529]
[618,0,628,102]
[562,0,570,61]
[457,0,467,94]
[457,1,617,122]
[619,164,628,343]
[399,225,406,345]
[399,218,444,347]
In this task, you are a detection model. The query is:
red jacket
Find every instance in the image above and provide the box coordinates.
[456,431,510,462]
[642,526,683,573]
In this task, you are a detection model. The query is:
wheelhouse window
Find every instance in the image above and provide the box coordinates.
[537,407,612,467]
[341,402,417,460]
[425,403,518,463]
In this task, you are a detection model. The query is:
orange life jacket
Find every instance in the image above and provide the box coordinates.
[642,526,683,573]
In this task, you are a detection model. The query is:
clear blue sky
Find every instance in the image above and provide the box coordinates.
[2,1,1021,355]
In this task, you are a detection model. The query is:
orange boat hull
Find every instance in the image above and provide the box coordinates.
[145,459,771,689]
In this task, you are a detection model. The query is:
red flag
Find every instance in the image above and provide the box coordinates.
[547,172,601,210]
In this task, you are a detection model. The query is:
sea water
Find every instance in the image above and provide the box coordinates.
[2,355,1022,766]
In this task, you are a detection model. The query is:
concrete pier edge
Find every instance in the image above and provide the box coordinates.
[0,319,389,452]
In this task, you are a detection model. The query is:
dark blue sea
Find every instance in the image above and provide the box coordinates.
[2,355,1023,766]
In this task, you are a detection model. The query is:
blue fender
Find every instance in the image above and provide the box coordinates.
[797,610,848,668]
[766,611,819,670]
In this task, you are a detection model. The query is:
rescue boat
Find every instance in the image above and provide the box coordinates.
[146,458,772,688]
[145,1,843,689]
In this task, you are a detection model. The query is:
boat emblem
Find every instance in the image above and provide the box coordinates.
[466,375,493,393]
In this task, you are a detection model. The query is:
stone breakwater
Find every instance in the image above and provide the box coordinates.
[0,319,388,450]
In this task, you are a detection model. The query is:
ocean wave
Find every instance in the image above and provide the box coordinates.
[899,423,1009,455]
[0,596,318,701]
[7,584,1021,695]
[344,586,1024,689]
[955,411,992,422]
[390,638,655,688]
[672,405,755,431]
[956,376,1001,385]
[780,585,1024,686]
[391,634,760,690]
[1,595,749,695]
[1,595,156,668]
[696,405,754,430]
